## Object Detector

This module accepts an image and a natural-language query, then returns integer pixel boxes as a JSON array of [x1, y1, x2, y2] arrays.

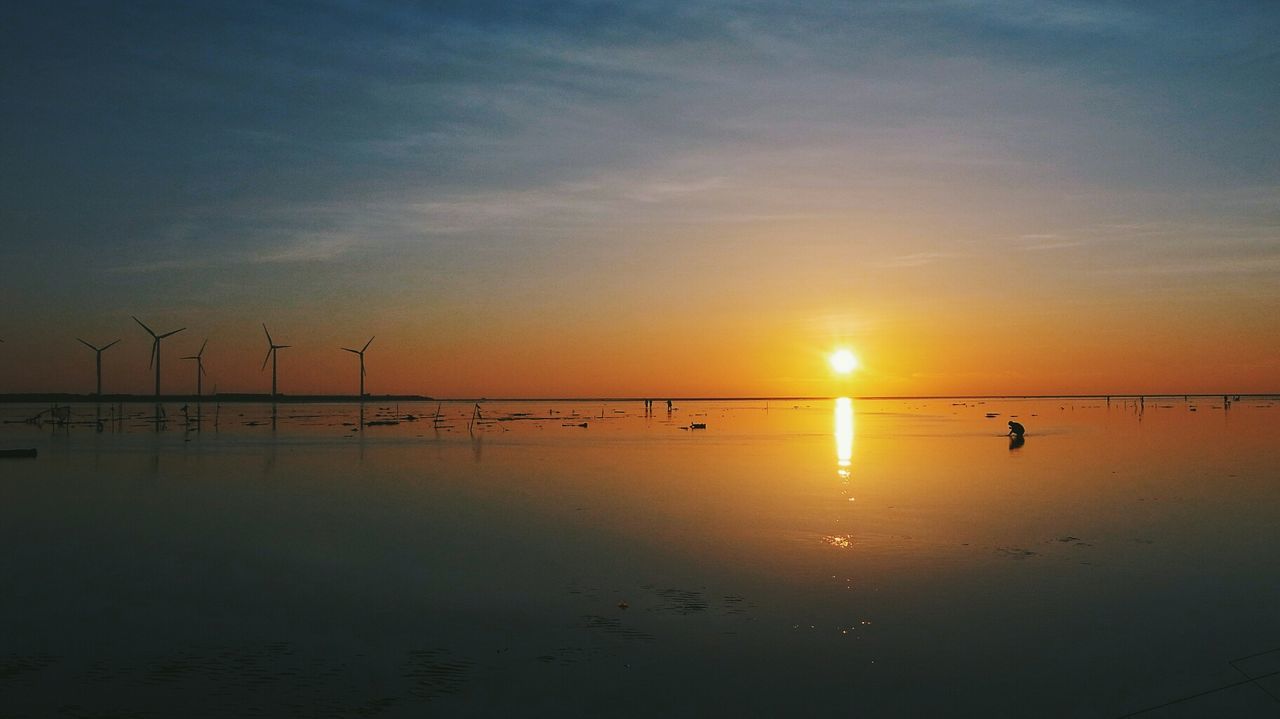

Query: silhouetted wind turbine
[[76, 338, 121, 396], [133, 316, 185, 397], [341, 336, 374, 397], [182, 339, 209, 398], [261, 324, 290, 397]]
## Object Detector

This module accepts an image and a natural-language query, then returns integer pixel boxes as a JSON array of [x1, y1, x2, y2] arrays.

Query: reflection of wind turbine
[[76, 338, 121, 396], [133, 316, 185, 397], [261, 324, 290, 397], [182, 339, 209, 398], [341, 336, 374, 397]]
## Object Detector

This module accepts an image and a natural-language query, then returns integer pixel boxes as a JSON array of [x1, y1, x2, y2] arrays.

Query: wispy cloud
[[874, 251, 958, 268], [106, 258, 217, 274], [1016, 234, 1086, 251], [245, 233, 362, 264], [1098, 254, 1280, 276]]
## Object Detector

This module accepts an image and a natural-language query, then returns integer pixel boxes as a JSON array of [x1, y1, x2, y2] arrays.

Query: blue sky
[[1, 1, 1277, 395]]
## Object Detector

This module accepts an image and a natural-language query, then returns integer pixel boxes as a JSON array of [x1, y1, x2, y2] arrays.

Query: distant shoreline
[[0, 392, 1274, 404], [0, 393, 433, 404]]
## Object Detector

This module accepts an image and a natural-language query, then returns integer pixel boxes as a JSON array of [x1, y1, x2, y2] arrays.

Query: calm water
[[2, 398, 1278, 717]]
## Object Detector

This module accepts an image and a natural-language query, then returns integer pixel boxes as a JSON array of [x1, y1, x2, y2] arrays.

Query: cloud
[[244, 233, 363, 264], [7, 0, 1280, 324], [1098, 254, 1280, 276], [106, 258, 217, 274], [874, 252, 958, 268], [1017, 235, 1086, 251]]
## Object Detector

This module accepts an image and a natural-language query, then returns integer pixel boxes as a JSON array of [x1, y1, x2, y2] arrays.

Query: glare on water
[[1, 396, 1278, 717]]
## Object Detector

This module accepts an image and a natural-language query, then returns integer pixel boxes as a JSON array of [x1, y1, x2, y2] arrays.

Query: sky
[[1, 0, 1278, 397]]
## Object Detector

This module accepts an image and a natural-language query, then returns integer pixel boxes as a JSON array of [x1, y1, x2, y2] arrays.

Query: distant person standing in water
[[666, 399, 673, 413], [1007, 420, 1025, 438]]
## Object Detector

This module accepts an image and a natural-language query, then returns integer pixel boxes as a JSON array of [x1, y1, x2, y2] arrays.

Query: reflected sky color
[[2, 398, 1279, 715]]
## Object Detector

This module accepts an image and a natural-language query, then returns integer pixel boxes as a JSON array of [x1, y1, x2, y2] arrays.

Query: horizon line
[[0, 392, 1274, 404]]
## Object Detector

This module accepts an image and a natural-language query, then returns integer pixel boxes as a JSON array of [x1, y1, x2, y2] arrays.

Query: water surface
[[2, 398, 1278, 717]]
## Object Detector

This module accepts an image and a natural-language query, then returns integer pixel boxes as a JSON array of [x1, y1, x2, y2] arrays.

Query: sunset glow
[[5, 4, 1280, 717], [0, 3, 1275, 399], [829, 350, 860, 375]]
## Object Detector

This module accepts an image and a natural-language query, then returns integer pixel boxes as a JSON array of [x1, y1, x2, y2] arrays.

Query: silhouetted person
[[1007, 420, 1025, 438], [666, 399, 673, 413]]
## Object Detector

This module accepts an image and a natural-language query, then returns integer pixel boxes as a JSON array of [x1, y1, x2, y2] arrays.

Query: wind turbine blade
[[150, 340, 158, 368], [104, 339, 121, 350], [159, 327, 185, 338], [363, 336, 375, 352], [77, 338, 96, 351], [198, 338, 208, 356], [181, 355, 197, 360], [132, 316, 157, 337], [262, 324, 273, 346], [261, 347, 273, 371], [200, 364, 207, 376], [341, 347, 358, 354], [277, 344, 291, 349]]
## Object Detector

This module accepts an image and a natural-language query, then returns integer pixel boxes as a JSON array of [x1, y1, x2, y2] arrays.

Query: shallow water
[[2, 398, 1279, 717]]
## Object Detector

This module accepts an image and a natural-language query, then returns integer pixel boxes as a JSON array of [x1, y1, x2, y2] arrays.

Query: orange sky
[[2, 3, 1277, 397]]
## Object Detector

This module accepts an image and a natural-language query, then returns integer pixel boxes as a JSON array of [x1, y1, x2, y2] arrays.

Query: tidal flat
[[2, 398, 1278, 717]]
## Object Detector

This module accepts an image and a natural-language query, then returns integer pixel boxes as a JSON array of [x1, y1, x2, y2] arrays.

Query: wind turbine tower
[[261, 324, 290, 397], [341, 337, 374, 397], [133, 316, 185, 397], [76, 338, 121, 396], [182, 339, 209, 398]]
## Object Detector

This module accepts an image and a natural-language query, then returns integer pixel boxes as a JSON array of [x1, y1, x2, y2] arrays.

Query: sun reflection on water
[[834, 397, 854, 481]]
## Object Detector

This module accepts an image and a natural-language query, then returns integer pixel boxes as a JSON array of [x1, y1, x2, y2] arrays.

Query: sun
[[829, 349, 860, 375]]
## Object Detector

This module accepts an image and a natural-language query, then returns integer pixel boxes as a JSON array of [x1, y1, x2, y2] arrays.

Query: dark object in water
[[366, 420, 400, 426], [1, 448, 38, 459], [690, 423, 707, 430], [1007, 421, 1025, 438]]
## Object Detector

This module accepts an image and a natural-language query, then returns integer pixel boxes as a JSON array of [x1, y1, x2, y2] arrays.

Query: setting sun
[[829, 349, 860, 375]]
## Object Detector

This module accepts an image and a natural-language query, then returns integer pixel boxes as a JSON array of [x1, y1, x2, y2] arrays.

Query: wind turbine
[[341, 336, 374, 397], [133, 316, 185, 397], [76, 338, 121, 396], [182, 339, 209, 398], [261, 324, 290, 397]]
